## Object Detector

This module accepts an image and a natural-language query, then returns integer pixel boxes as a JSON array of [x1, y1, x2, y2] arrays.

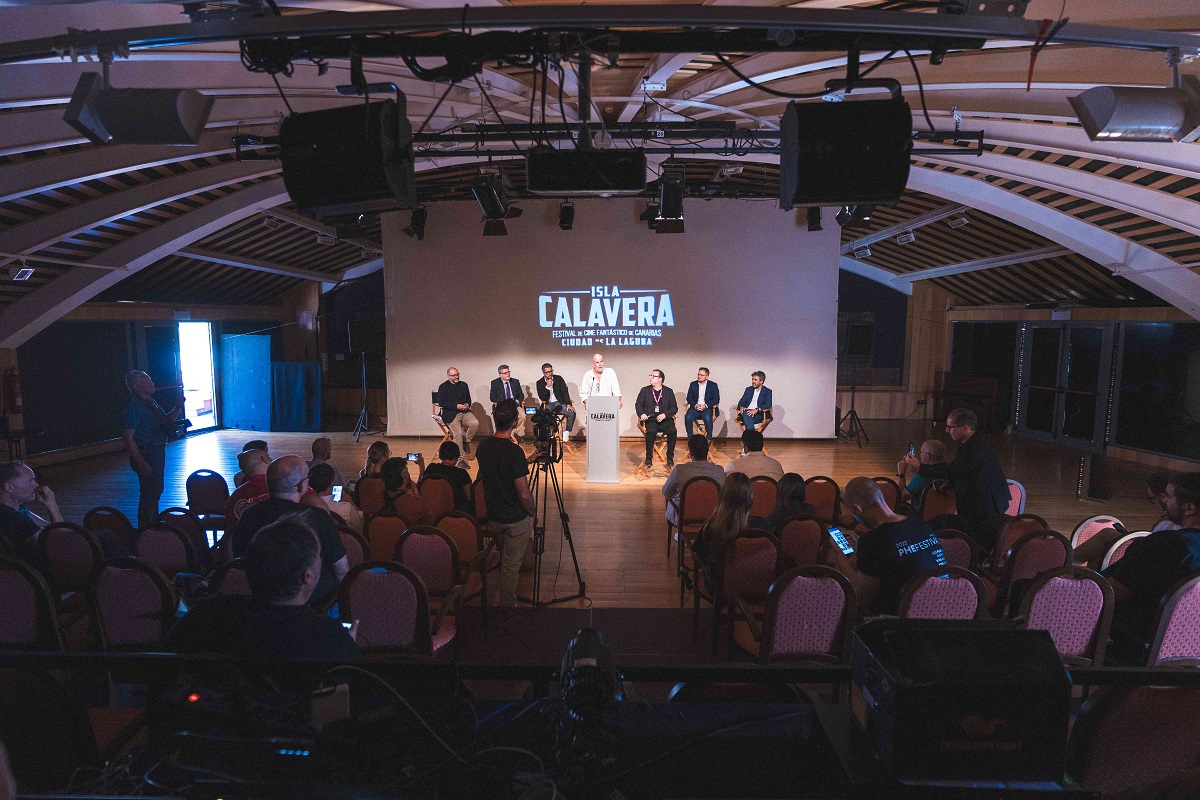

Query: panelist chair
[[431, 410, 454, 444], [687, 405, 719, 456], [637, 418, 671, 469]]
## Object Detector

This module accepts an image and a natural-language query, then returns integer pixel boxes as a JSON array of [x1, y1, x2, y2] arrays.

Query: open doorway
[[178, 321, 217, 432]]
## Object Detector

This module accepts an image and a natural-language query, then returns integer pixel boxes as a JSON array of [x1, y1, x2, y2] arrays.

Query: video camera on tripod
[[527, 407, 562, 463]]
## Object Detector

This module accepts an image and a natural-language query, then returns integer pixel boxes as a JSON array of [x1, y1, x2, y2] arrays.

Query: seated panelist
[[536, 362, 577, 441], [636, 369, 679, 468], [490, 364, 525, 441], [735, 370, 772, 432], [684, 367, 720, 441]]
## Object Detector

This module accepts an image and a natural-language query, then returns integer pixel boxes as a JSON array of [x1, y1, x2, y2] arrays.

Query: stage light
[[656, 170, 685, 234], [560, 627, 622, 725], [471, 173, 522, 237], [403, 207, 427, 240], [262, 216, 284, 231], [315, 234, 337, 246], [853, 246, 872, 259], [64, 72, 213, 146], [1069, 77, 1200, 142], [559, 201, 575, 231], [807, 207, 822, 232], [895, 230, 916, 245], [947, 213, 970, 229], [836, 204, 875, 228], [9, 259, 33, 281]]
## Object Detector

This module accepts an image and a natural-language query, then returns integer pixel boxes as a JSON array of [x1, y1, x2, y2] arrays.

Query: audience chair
[[1147, 571, 1200, 667], [0, 555, 65, 650], [354, 476, 387, 518], [730, 565, 856, 665], [803, 476, 847, 528], [1070, 514, 1124, 551], [338, 561, 455, 657], [37, 522, 103, 598], [1066, 684, 1200, 798], [364, 513, 412, 567], [775, 515, 826, 569], [158, 507, 212, 556], [82, 506, 135, 551], [131, 522, 199, 578], [416, 474, 456, 520], [337, 524, 371, 570], [208, 559, 251, 596], [1101, 530, 1150, 570], [471, 478, 488, 525], [185, 470, 229, 534], [667, 475, 720, 564], [89, 558, 177, 650], [694, 528, 783, 654], [935, 529, 981, 571], [898, 566, 988, 620], [436, 511, 497, 621], [395, 526, 470, 652], [987, 529, 1072, 617], [1017, 566, 1113, 667], [991, 513, 1050, 571], [636, 418, 670, 468], [919, 481, 958, 522], [1005, 479, 1027, 516], [749, 476, 778, 521], [872, 476, 904, 513]]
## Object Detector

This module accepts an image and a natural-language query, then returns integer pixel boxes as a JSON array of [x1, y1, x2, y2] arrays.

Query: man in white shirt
[[725, 430, 784, 481], [735, 371, 773, 432], [579, 353, 623, 409]]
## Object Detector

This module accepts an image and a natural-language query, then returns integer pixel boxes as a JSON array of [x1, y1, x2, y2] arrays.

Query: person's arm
[[711, 383, 720, 406], [612, 373, 623, 408], [636, 389, 649, 420], [513, 475, 535, 517], [460, 385, 472, 412], [580, 373, 591, 406], [122, 428, 153, 476], [414, 454, 426, 480], [664, 392, 679, 419], [32, 484, 63, 525], [558, 377, 573, 408], [332, 555, 349, 580]]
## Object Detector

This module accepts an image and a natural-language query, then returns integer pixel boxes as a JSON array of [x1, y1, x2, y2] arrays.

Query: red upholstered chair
[[935, 529, 981, 571], [337, 524, 371, 570], [872, 477, 903, 513], [731, 565, 856, 665], [672, 476, 722, 604], [338, 561, 455, 656], [37, 522, 102, 598], [0, 555, 65, 650], [1069, 514, 1123, 551], [1005, 479, 1027, 516], [208, 559, 251, 596], [991, 513, 1049, 571], [89, 558, 177, 649], [1148, 572, 1200, 667], [185, 470, 229, 534], [436, 511, 496, 619], [1017, 566, 1113, 667], [775, 515, 826, 569], [132, 522, 198, 578], [694, 528, 782, 653], [1067, 685, 1200, 798], [395, 528, 470, 647], [919, 481, 958, 521], [355, 476, 387, 518], [158, 507, 212, 556], [417, 475, 457, 521], [471, 478, 488, 524], [802, 476, 844, 527], [83, 506, 135, 551], [987, 529, 1072, 617], [1101, 531, 1150, 570], [365, 513, 412, 566], [749, 477, 778, 521], [898, 566, 988, 620]]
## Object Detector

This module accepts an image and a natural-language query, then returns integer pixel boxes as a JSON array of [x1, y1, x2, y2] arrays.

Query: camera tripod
[[839, 357, 870, 449], [519, 446, 586, 607]]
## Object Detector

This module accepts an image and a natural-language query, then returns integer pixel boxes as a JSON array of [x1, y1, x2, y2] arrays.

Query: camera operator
[[122, 370, 186, 528], [536, 363, 576, 441], [476, 400, 539, 607]]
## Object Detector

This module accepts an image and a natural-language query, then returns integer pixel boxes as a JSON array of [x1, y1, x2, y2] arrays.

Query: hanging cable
[[472, 73, 524, 151], [416, 82, 456, 137], [904, 50, 936, 131], [714, 52, 837, 99]]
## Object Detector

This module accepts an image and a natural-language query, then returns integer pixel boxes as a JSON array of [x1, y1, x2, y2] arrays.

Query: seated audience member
[[420, 441, 474, 514], [379, 457, 433, 525], [232, 455, 348, 606], [309, 463, 362, 533], [307, 437, 346, 490], [234, 439, 270, 487], [1102, 472, 1200, 661], [1074, 471, 1179, 570], [834, 477, 946, 617], [359, 440, 390, 480], [662, 435, 726, 529], [167, 516, 359, 660], [692, 472, 753, 567], [725, 430, 784, 481], [764, 473, 818, 531], [897, 439, 947, 512], [225, 448, 270, 528], [0, 460, 63, 558]]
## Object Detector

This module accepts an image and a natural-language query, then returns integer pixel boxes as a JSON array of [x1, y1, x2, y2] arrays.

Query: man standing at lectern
[[579, 353, 623, 410], [637, 369, 679, 468]]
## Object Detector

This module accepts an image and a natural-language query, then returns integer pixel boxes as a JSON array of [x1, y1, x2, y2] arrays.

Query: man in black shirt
[[231, 455, 347, 606], [837, 476, 946, 616], [421, 441, 474, 515], [636, 368, 679, 468], [435, 366, 479, 456], [0, 461, 62, 559], [167, 516, 359, 660], [476, 400, 536, 606]]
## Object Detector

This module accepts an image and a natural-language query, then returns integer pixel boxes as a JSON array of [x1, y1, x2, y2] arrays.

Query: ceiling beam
[[838, 256, 911, 295], [177, 246, 340, 283], [840, 203, 969, 255], [890, 245, 1073, 284], [617, 53, 701, 123]]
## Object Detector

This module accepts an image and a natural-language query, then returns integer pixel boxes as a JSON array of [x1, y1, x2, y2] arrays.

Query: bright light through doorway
[[178, 322, 216, 432]]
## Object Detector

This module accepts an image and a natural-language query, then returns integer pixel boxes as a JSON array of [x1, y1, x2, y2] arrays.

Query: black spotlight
[[656, 170, 686, 234], [560, 628, 622, 725], [470, 173, 522, 236], [835, 204, 875, 228], [639, 203, 660, 231], [559, 201, 575, 231], [807, 207, 823, 232], [403, 207, 427, 240]]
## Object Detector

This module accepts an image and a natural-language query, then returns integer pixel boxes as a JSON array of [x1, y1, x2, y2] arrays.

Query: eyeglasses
[[945, 423, 963, 430]]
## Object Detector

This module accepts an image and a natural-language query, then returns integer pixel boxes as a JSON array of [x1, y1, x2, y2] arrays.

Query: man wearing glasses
[[489, 364, 526, 441], [903, 407, 1009, 549], [636, 369, 679, 468], [536, 363, 576, 441], [435, 367, 479, 455]]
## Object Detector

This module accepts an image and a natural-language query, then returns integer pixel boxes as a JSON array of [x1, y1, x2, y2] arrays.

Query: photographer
[[122, 370, 185, 528], [477, 400, 538, 607]]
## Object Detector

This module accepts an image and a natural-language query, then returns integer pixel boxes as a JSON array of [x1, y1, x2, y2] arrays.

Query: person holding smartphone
[[897, 439, 947, 513]]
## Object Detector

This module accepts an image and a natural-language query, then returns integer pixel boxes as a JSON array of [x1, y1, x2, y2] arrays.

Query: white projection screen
[[383, 197, 839, 439]]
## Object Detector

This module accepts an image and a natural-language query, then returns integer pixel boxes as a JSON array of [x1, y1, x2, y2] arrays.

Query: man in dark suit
[[435, 366, 478, 455], [735, 370, 773, 432], [684, 367, 720, 441], [636, 368, 679, 468], [907, 407, 1009, 548], [489, 365, 525, 440], [536, 362, 576, 441]]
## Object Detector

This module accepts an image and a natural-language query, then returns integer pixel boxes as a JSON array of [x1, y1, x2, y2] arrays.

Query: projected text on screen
[[538, 285, 675, 347]]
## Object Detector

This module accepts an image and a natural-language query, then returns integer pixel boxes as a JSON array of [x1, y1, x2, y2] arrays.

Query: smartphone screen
[[525, 407, 537, 416], [908, 442, 915, 456], [828, 527, 855, 556], [341, 622, 352, 630], [331, 485, 342, 502], [407, 453, 419, 462]]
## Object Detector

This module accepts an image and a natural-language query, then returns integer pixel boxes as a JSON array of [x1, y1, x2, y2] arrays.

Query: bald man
[[230, 455, 348, 606], [122, 369, 185, 528]]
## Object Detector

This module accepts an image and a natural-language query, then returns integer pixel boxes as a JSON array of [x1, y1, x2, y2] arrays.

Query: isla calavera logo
[[539, 285, 674, 348]]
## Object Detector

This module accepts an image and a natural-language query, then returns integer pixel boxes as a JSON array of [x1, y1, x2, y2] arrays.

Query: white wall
[[382, 197, 840, 438]]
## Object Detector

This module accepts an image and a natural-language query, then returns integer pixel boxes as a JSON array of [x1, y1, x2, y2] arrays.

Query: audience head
[[774, 473, 809, 517], [705, 473, 754, 552], [946, 408, 978, 442], [493, 399, 520, 433], [741, 429, 765, 453], [266, 455, 309, 498], [244, 516, 321, 605], [243, 439, 270, 455], [1164, 472, 1200, 525], [919, 439, 946, 465], [308, 463, 336, 495], [1147, 470, 1171, 500], [381, 457, 414, 492], [438, 441, 461, 462], [238, 448, 270, 477], [0, 461, 35, 505], [365, 441, 390, 470], [686, 434, 710, 462], [311, 437, 332, 461], [842, 476, 888, 518]]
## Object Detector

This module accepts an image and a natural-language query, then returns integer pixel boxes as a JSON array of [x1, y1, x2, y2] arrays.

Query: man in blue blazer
[[684, 367, 720, 441], [489, 364, 525, 439], [735, 370, 772, 432]]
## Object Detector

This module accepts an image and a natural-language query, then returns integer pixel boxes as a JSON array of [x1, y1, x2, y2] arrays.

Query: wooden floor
[[37, 422, 1162, 608]]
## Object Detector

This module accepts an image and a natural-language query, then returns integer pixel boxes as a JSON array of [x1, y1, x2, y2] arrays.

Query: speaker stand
[[351, 351, 379, 443], [839, 359, 870, 449]]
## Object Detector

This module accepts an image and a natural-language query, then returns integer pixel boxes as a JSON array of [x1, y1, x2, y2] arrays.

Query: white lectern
[[585, 395, 621, 484]]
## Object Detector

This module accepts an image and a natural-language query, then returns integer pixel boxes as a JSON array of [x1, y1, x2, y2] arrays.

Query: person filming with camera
[[122, 370, 187, 528]]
